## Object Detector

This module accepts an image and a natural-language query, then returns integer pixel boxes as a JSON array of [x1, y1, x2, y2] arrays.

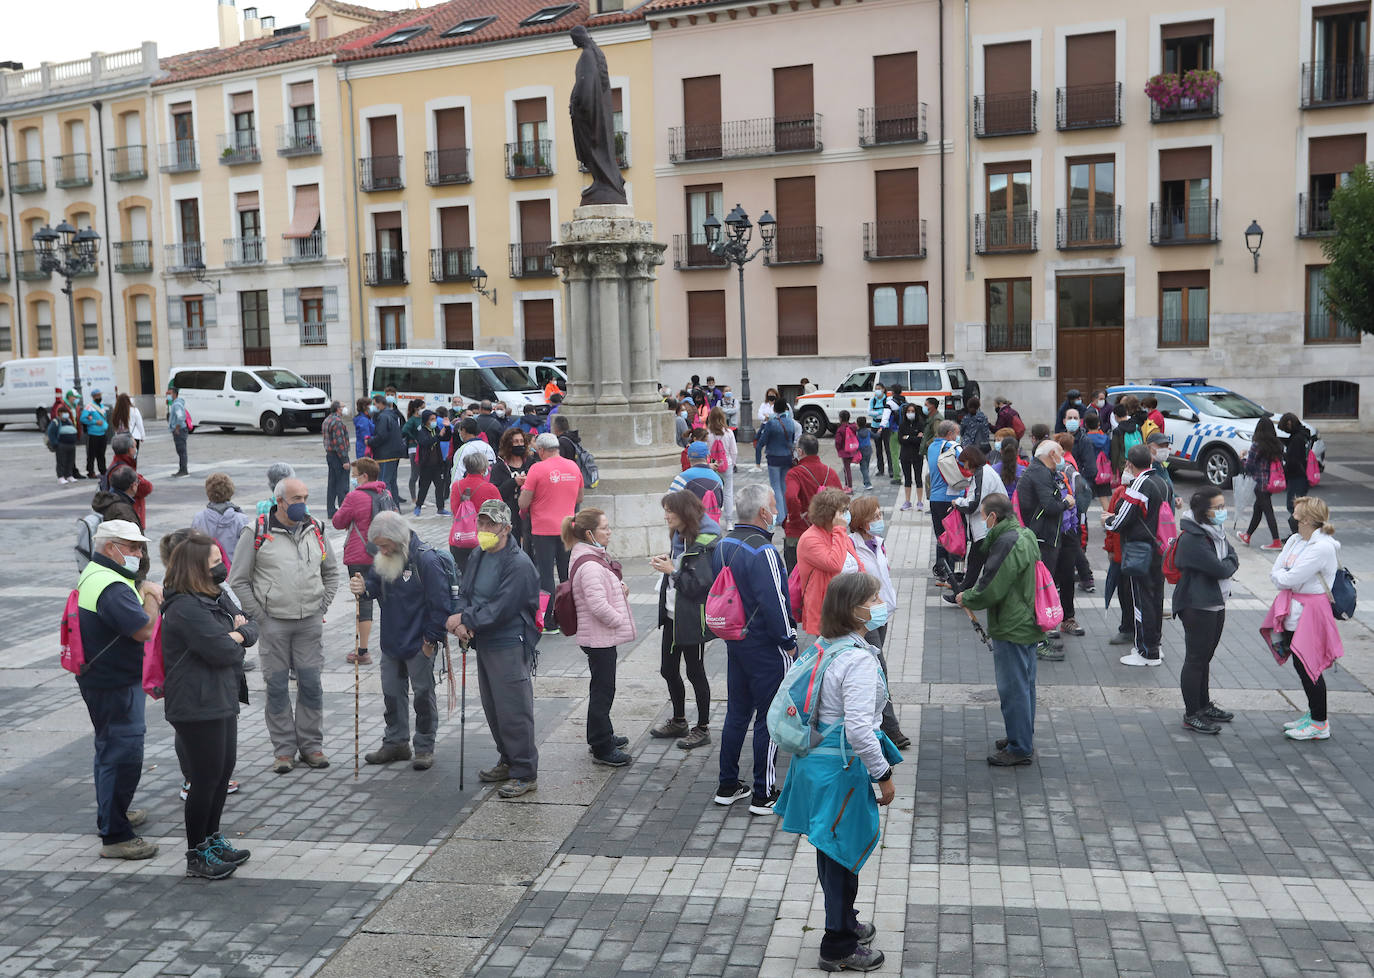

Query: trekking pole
[[353, 596, 361, 781], [458, 639, 469, 791], [962, 605, 992, 649]]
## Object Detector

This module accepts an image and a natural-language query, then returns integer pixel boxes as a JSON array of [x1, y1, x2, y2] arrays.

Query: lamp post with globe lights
[[33, 220, 101, 398], [704, 203, 776, 444]]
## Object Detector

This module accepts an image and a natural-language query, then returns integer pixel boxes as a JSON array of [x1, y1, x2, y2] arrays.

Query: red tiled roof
[[334, 0, 644, 64], [317, 0, 394, 20]]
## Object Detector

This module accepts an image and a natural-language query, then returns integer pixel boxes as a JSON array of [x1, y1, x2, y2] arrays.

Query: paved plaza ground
[[1, 418, 1372, 977]]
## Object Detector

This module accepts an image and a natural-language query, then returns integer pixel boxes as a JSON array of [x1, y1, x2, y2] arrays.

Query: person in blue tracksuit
[[710, 483, 796, 815], [755, 402, 797, 527]]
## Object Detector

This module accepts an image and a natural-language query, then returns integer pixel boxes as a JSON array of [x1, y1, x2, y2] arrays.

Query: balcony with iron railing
[[506, 140, 553, 179], [668, 114, 823, 162], [364, 251, 407, 285], [224, 236, 266, 266], [687, 335, 727, 359], [1150, 87, 1221, 122], [16, 250, 50, 280], [672, 235, 728, 270], [54, 153, 92, 188], [277, 120, 321, 156], [8, 160, 45, 193], [1301, 60, 1374, 108], [859, 103, 928, 146], [1149, 199, 1220, 244], [284, 229, 326, 264], [218, 131, 260, 165], [863, 220, 927, 260], [426, 148, 473, 185], [1056, 206, 1123, 249], [1298, 192, 1335, 238], [158, 139, 198, 173], [0, 251, 9, 282], [166, 241, 205, 272], [1056, 83, 1122, 130], [974, 210, 1039, 254], [765, 226, 823, 265], [509, 241, 556, 278], [987, 320, 1032, 352], [973, 92, 1038, 137], [112, 240, 152, 273], [107, 145, 146, 180], [359, 156, 404, 191], [578, 132, 630, 171], [430, 246, 476, 282]]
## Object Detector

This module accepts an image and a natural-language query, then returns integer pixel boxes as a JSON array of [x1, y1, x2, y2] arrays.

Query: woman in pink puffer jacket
[[564, 509, 637, 768]]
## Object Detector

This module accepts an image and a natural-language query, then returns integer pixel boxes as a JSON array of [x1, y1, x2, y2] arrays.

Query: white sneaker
[[1283, 711, 1312, 730], [58, 477, 69, 484], [1120, 651, 1163, 667], [1284, 719, 1330, 741]]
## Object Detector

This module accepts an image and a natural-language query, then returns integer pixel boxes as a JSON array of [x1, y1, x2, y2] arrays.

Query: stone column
[[626, 244, 662, 409], [560, 249, 595, 410], [590, 245, 629, 408]]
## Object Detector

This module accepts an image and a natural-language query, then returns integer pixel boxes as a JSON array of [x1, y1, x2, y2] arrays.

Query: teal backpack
[[767, 637, 852, 757]]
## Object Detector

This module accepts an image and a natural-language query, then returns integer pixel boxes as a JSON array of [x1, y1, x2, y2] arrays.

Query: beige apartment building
[[0, 45, 163, 408], [949, 0, 1368, 428]]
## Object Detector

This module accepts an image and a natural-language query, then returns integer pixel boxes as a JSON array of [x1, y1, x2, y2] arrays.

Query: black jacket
[[1109, 418, 1141, 474], [1104, 468, 1168, 544], [1071, 429, 1098, 484], [452, 538, 541, 648], [1283, 429, 1310, 482], [558, 429, 583, 462], [1171, 515, 1239, 615], [1016, 460, 1067, 546], [896, 414, 924, 458], [960, 411, 993, 453], [475, 411, 507, 446], [367, 408, 405, 460], [415, 425, 445, 468], [657, 525, 722, 645], [159, 589, 257, 724]]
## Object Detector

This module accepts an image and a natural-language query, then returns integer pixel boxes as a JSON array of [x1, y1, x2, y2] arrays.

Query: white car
[[1107, 379, 1325, 487], [167, 365, 331, 435], [518, 359, 567, 393], [793, 361, 979, 436]]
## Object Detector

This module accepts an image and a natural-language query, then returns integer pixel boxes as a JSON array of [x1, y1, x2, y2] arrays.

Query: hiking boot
[[365, 743, 413, 765], [1109, 631, 1134, 646], [1203, 703, 1234, 723], [1061, 619, 1085, 637], [676, 726, 711, 750], [591, 749, 631, 768], [171, 469, 190, 478], [942, 592, 959, 605], [298, 750, 330, 769], [1283, 711, 1312, 730], [1183, 714, 1222, 735], [714, 781, 751, 806], [650, 718, 690, 739], [101, 836, 158, 860], [586, 736, 631, 755], [819, 944, 885, 972], [207, 833, 251, 866], [1119, 651, 1162, 667], [479, 762, 510, 783], [498, 779, 537, 798], [186, 840, 236, 879], [1035, 641, 1065, 662], [272, 755, 295, 774], [995, 738, 1009, 751], [1285, 718, 1331, 741], [987, 749, 1033, 767], [749, 790, 780, 816], [126, 809, 147, 828], [1045, 629, 1061, 641], [855, 923, 877, 946], [412, 753, 434, 771]]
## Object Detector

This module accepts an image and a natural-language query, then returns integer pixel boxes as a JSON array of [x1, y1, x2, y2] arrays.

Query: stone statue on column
[[568, 25, 627, 206]]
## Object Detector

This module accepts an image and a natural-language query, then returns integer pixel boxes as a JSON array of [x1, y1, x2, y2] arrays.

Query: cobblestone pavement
[[2, 423, 1373, 977]]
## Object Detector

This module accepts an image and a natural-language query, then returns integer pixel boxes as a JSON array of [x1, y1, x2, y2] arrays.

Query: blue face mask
[[1055, 460, 1069, 472], [870, 519, 886, 537], [286, 501, 309, 523], [1212, 508, 1228, 526], [838, 510, 851, 527], [349, 476, 359, 490], [865, 603, 889, 632], [1065, 419, 1080, 432]]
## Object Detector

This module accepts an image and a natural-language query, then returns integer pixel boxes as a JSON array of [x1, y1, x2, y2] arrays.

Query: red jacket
[[783, 456, 842, 539], [795, 524, 859, 636], [331, 480, 393, 565], [450, 473, 502, 518]]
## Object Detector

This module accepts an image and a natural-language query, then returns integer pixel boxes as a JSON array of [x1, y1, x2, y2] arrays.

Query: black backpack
[[348, 487, 399, 553]]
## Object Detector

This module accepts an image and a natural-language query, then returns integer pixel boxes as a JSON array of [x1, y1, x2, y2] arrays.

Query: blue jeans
[[767, 460, 790, 525], [379, 458, 402, 504], [719, 643, 791, 798], [326, 453, 349, 516], [991, 640, 1036, 757], [817, 848, 861, 960], [79, 683, 147, 844]]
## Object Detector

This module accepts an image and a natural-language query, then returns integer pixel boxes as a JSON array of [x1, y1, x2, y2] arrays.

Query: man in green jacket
[[958, 492, 1043, 767]]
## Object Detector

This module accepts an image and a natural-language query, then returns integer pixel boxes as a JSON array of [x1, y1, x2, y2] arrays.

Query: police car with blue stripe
[[1107, 379, 1325, 488]]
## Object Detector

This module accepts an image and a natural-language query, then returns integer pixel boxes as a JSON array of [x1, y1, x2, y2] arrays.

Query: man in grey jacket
[[228, 477, 340, 773]]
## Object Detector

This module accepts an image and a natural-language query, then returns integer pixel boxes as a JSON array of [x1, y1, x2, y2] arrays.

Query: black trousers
[[930, 501, 954, 574], [532, 535, 569, 627], [1246, 490, 1280, 540], [899, 451, 920, 488], [1129, 556, 1165, 655], [170, 716, 237, 848], [55, 443, 77, 479], [449, 546, 473, 585], [325, 454, 349, 517], [85, 432, 107, 475], [1286, 479, 1310, 535], [660, 629, 710, 727], [414, 463, 446, 512], [1117, 564, 1135, 636], [817, 849, 862, 961], [874, 429, 891, 474], [1290, 632, 1328, 722], [1179, 608, 1226, 716], [581, 646, 619, 756], [1038, 538, 1076, 622], [346, 562, 374, 622]]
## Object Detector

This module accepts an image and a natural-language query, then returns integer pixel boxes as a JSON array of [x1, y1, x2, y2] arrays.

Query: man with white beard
[[348, 511, 453, 771]]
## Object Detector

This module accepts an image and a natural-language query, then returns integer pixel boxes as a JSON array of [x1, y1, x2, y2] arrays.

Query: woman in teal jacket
[[775, 572, 901, 973]]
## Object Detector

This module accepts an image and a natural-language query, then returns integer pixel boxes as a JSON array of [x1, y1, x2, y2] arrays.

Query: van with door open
[[0, 355, 117, 429], [166, 365, 330, 435], [370, 349, 548, 415]]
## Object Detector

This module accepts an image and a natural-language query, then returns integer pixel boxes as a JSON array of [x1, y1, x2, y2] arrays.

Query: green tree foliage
[[1321, 164, 1374, 337]]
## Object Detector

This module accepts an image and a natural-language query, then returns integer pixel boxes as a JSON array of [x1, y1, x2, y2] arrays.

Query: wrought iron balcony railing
[[1149, 199, 1220, 245], [430, 246, 476, 282], [224, 236, 266, 266], [859, 103, 928, 146], [974, 211, 1039, 253], [277, 120, 321, 156], [159, 139, 198, 173], [668, 114, 823, 162], [506, 140, 553, 179], [112, 240, 152, 273], [672, 235, 728, 270], [973, 92, 1037, 137], [1056, 83, 1122, 130], [107, 144, 146, 180], [1056, 206, 1123, 249], [863, 220, 927, 260], [364, 250, 407, 285], [54, 152, 92, 187], [426, 148, 473, 185], [509, 241, 556, 278], [359, 155, 404, 191]]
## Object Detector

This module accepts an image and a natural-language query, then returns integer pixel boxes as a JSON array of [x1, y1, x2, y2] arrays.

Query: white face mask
[[121, 553, 141, 572], [1153, 448, 1170, 462]]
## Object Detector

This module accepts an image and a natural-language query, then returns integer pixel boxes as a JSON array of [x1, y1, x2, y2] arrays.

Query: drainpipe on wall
[[343, 67, 368, 400], [938, 0, 947, 356], [964, 0, 972, 282], [1, 118, 25, 357], [93, 100, 121, 363]]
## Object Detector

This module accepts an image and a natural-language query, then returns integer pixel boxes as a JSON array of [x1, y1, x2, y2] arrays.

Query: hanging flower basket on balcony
[[1145, 69, 1221, 109]]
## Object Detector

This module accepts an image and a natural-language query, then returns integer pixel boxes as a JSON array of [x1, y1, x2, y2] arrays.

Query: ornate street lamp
[[704, 203, 777, 443], [469, 265, 497, 305], [1244, 219, 1264, 273], [33, 221, 100, 398]]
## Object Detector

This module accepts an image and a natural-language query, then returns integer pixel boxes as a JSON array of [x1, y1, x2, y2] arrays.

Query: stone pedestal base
[[570, 407, 679, 556]]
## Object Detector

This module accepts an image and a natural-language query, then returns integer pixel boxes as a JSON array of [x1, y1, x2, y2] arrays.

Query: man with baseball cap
[[1146, 431, 1182, 510], [447, 499, 542, 798], [75, 519, 164, 860], [670, 440, 725, 521]]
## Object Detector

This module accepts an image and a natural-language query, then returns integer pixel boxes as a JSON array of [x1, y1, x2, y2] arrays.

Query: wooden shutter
[[773, 64, 814, 119], [1160, 270, 1210, 289], [1066, 32, 1114, 88], [682, 75, 721, 130], [776, 286, 818, 356], [687, 290, 726, 357], [435, 107, 466, 151], [282, 287, 300, 323], [1159, 146, 1211, 181], [373, 211, 402, 231], [611, 88, 623, 114], [875, 168, 919, 222], [522, 299, 555, 359], [1310, 134, 1367, 174], [984, 40, 1032, 95], [1161, 18, 1213, 40], [231, 92, 253, 113], [444, 303, 474, 349], [235, 191, 259, 212], [874, 52, 918, 106], [289, 81, 314, 108], [515, 98, 546, 126], [439, 206, 469, 250], [519, 198, 551, 244], [774, 176, 816, 227], [368, 115, 398, 156]]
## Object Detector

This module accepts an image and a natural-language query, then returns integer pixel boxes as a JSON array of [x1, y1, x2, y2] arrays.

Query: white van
[[0, 356, 117, 429], [370, 349, 547, 414], [166, 365, 330, 436], [518, 359, 568, 393]]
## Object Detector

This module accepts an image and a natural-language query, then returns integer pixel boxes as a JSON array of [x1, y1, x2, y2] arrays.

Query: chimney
[[217, 0, 241, 48], [261, 15, 276, 32], [243, 6, 262, 40]]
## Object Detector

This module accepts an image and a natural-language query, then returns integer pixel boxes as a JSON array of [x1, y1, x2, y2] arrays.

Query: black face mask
[[512, 445, 527, 457], [210, 564, 228, 585]]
